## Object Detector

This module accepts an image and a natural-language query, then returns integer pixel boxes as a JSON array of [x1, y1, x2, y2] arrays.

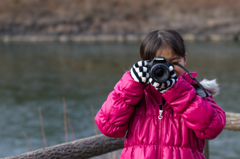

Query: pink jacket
[[95, 71, 226, 159]]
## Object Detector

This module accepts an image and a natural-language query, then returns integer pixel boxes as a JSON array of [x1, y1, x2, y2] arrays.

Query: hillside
[[0, 0, 240, 40]]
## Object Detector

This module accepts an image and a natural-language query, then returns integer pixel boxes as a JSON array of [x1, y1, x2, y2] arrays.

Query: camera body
[[148, 57, 171, 83]]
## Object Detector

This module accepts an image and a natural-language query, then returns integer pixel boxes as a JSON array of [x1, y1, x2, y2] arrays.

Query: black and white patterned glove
[[149, 65, 178, 93], [130, 60, 150, 84]]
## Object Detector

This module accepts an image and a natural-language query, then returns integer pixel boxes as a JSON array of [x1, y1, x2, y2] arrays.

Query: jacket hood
[[182, 72, 220, 97], [200, 79, 220, 96]]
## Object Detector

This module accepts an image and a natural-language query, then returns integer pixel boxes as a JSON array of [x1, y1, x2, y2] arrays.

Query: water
[[0, 41, 240, 158]]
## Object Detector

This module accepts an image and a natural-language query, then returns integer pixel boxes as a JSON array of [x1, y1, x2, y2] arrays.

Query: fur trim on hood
[[200, 79, 220, 96]]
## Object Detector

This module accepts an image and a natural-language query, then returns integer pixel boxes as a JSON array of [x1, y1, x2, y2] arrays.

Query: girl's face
[[156, 48, 187, 77]]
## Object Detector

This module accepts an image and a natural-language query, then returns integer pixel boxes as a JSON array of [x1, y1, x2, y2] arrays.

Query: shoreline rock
[[1, 0, 240, 42], [1, 34, 239, 43]]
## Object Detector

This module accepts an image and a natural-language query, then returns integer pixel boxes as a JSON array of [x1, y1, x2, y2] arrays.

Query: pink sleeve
[[162, 77, 226, 140], [95, 71, 144, 138]]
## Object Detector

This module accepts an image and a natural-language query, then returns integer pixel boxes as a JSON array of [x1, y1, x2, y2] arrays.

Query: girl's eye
[[172, 60, 180, 63]]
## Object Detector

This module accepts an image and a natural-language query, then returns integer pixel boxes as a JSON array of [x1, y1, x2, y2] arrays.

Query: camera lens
[[151, 64, 170, 83], [154, 68, 165, 77]]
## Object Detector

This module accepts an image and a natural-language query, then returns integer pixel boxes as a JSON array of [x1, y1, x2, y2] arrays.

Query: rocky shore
[[0, 0, 240, 42], [1, 33, 240, 42]]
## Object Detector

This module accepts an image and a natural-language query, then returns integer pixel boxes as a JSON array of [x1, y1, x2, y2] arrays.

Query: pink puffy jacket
[[95, 71, 226, 159]]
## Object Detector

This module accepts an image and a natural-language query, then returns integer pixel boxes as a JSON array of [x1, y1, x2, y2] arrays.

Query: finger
[[169, 66, 176, 77], [160, 88, 168, 94], [133, 61, 141, 68], [140, 60, 151, 67], [160, 82, 166, 89], [171, 79, 176, 87], [143, 60, 151, 66], [169, 65, 174, 71], [141, 77, 148, 83], [159, 83, 170, 93], [135, 66, 149, 73], [173, 75, 178, 81], [167, 78, 177, 88], [142, 72, 150, 78], [149, 78, 160, 87], [138, 72, 149, 78], [166, 80, 171, 87], [146, 77, 151, 84], [171, 72, 177, 78], [130, 67, 140, 82], [134, 61, 146, 67]]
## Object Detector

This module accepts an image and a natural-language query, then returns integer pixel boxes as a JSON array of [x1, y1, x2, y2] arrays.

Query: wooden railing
[[5, 112, 240, 159]]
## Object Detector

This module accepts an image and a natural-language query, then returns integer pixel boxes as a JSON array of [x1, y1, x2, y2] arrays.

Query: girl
[[95, 29, 226, 159]]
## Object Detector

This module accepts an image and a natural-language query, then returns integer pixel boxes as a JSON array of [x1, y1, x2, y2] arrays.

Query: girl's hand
[[130, 60, 150, 84], [149, 64, 178, 93]]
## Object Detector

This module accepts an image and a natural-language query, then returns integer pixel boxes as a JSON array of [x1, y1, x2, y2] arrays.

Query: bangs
[[140, 29, 186, 61]]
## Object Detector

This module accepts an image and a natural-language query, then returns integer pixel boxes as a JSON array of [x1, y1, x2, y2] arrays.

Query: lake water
[[0, 41, 240, 158]]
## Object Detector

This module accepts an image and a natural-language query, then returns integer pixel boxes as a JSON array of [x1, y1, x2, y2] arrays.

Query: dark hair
[[140, 29, 186, 60]]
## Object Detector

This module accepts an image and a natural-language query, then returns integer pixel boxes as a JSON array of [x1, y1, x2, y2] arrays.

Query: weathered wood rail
[[5, 112, 240, 159]]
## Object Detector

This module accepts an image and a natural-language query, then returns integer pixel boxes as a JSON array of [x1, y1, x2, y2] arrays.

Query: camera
[[148, 57, 171, 83]]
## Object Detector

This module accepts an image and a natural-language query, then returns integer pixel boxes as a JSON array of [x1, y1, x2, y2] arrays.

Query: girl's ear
[[184, 53, 187, 66]]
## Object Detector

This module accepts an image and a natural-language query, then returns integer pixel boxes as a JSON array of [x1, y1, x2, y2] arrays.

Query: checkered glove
[[130, 60, 150, 84], [149, 65, 178, 93]]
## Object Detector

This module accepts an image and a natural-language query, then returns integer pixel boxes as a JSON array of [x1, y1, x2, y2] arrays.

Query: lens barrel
[[150, 64, 170, 83]]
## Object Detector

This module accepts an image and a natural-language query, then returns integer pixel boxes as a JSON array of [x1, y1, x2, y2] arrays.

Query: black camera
[[148, 57, 171, 83]]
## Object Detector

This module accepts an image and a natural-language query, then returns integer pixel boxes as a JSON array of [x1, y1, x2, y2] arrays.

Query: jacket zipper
[[158, 104, 163, 159], [158, 104, 163, 120]]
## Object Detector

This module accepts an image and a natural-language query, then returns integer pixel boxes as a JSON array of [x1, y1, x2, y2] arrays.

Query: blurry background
[[0, 0, 240, 159], [0, 0, 240, 38]]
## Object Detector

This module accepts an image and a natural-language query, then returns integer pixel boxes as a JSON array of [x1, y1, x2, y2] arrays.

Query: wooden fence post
[[4, 112, 240, 159], [203, 140, 209, 159], [5, 134, 124, 159]]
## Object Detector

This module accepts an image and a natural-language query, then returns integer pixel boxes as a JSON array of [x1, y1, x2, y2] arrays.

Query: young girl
[[95, 29, 226, 159]]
